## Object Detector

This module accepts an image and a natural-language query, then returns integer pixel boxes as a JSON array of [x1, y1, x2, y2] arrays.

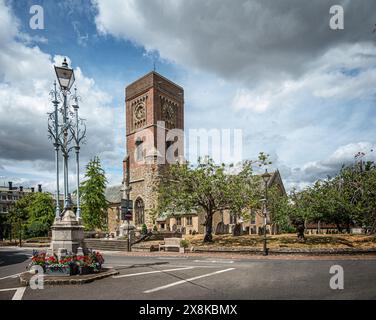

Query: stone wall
[[107, 205, 120, 237]]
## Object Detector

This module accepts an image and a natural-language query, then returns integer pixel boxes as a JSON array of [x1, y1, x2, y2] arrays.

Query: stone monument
[[49, 207, 85, 255]]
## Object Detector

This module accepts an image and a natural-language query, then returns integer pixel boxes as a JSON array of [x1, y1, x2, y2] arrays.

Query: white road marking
[[103, 264, 131, 268], [193, 260, 234, 264], [0, 273, 22, 281], [113, 266, 195, 279], [0, 287, 27, 300], [0, 287, 20, 292], [144, 268, 235, 293], [12, 287, 26, 300], [156, 257, 188, 260]]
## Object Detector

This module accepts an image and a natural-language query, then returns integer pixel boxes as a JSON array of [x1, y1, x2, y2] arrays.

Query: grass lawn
[[183, 234, 376, 249]]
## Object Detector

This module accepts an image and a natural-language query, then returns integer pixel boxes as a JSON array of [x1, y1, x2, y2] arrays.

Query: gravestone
[[215, 222, 227, 235], [232, 223, 242, 236]]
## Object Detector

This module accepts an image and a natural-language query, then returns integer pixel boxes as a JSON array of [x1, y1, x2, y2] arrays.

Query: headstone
[[215, 222, 226, 235], [232, 223, 242, 236]]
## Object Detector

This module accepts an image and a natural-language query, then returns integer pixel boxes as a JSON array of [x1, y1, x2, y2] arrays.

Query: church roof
[[105, 184, 122, 204]]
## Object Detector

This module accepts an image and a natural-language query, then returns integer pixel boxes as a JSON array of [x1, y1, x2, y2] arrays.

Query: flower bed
[[27, 250, 105, 276]]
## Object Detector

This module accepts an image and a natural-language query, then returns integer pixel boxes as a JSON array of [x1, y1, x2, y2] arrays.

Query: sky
[[0, 0, 375, 193]]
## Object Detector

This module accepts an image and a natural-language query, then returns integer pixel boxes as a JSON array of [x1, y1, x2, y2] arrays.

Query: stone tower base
[[49, 209, 85, 255]]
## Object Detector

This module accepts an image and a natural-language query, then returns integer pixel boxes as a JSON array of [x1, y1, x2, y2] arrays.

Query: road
[[1, 247, 376, 300]]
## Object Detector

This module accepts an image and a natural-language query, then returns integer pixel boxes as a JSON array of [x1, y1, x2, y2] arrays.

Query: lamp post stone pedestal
[[49, 210, 85, 255]]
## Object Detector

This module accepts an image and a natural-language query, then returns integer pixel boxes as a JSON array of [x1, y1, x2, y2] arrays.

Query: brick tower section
[[124, 71, 184, 229]]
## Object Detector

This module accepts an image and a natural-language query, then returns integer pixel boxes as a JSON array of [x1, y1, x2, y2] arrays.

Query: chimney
[[31, 187, 35, 193], [8, 181, 12, 191], [19, 186, 23, 192], [38, 184, 42, 192]]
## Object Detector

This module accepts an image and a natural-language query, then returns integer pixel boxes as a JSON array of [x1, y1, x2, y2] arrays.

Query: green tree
[[6, 193, 55, 241], [285, 155, 376, 236], [6, 194, 32, 245], [158, 155, 267, 242], [267, 185, 291, 233], [80, 156, 108, 231], [25, 193, 55, 238]]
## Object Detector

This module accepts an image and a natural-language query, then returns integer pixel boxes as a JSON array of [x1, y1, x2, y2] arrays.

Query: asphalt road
[[1, 247, 376, 300]]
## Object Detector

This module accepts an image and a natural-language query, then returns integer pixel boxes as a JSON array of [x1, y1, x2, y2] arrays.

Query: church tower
[[124, 71, 184, 229]]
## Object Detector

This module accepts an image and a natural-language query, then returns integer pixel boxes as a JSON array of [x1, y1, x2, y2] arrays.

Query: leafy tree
[[25, 193, 54, 237], [267, 185, 291, 233], [5, 193, 55, 241], [6, 194, 32, 245], [286, 154, 376, 236], [287, 188, 317, 241], [80, 156, 108, 231], [158, 155, 268, 242]]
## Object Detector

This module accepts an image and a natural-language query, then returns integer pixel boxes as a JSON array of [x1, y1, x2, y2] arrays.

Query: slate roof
[[105, 184, 123, 204]]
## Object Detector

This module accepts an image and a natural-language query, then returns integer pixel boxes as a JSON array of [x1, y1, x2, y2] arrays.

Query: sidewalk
[[4, 244, 376, 260]]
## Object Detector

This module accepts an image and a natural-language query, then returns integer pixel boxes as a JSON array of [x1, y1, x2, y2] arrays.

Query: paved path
[[1, 247, 376, 300]]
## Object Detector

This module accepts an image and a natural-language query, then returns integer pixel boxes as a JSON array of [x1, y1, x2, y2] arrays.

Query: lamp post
[[54, 58, 75, 211], [50, 81, 61, 219], [261, 169, 271, 256], [70, 87, 86, 220], [121, 155, 132, 250], [48, 58, 86, 219]]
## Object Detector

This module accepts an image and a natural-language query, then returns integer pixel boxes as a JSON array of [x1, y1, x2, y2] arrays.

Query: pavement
[[1, 246, 376, 300]]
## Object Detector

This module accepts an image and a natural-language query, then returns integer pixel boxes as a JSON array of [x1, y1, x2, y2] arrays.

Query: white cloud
[[281, 142, 376, 191], [0, 0, 123, 189], [93, 0, 376, 84]]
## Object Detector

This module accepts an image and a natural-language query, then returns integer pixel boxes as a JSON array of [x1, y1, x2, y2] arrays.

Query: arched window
[[135, 197, 145, 225]]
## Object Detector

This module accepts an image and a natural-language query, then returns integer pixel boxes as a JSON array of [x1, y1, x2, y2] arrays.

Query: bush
[[25, 221, 50, 238], [24, 237, 50, 243], [141, 224, 148, 235], [180, 239, 190, 248]]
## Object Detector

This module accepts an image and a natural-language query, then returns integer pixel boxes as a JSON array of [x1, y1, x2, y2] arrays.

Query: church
[[106, 71, 286, 237]]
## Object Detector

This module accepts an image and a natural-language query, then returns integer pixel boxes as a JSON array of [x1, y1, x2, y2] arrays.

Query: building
[[105, 184, 122, 237], [107, 71, 287, 237], [305, 222, 365, 235], [0, 181, 43, 240], [123, 71, 184, 230]]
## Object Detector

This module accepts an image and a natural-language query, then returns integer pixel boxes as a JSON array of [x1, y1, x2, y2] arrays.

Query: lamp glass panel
[[262, 174, 270, 183], [55, 66, 75, 90]]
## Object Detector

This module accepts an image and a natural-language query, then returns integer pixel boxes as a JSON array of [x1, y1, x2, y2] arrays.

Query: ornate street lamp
[[48, 58, 86, 218], [261, 169, 271, 256], [54, 58, 75, 91], [70, 88, 86, 220], [49, 81, 61, 219], [56, 58, 75, 211]]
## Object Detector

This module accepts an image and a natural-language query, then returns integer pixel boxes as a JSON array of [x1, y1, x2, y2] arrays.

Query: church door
[[135, 197, 145, 225]]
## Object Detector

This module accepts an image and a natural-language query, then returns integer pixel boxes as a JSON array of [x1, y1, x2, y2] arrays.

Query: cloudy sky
[[0, 0, 375, 192]]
